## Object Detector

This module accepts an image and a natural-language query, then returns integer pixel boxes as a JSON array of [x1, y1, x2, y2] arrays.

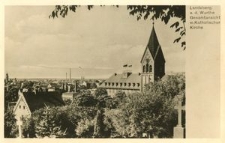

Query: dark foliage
[[50, 5, 185, 49]]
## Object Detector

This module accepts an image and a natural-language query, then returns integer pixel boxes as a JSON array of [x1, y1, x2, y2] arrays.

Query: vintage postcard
[[1, 1, 224, 143]]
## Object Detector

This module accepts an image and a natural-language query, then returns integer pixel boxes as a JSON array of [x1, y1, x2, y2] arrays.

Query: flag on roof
[[123, 64, 128, 67]]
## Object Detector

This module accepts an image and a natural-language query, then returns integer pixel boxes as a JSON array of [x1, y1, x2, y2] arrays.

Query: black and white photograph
[[2, 3, 221, 140], [4, 5, 186, 138]]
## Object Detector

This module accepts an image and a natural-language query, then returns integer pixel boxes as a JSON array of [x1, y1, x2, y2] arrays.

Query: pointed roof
[[15, 91, 65, 113], [14, 91, 32, 115], [148, 25, 160, 58], [141, 25, 165, 62], [25, 92, 65, 112]]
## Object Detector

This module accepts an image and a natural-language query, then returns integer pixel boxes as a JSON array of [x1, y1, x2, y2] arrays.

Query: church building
[[99, 25, 165, 97]]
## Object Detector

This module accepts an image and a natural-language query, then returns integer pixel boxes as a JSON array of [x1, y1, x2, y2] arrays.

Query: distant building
[[90, 88, 97, 95], [4, 73, 9, 91], [61, 80, 78, 102], [81, 81, 87, 87], [14, 91, 65, 122], [99, 72, 142, 97], [5, 73, 9, 84], [100, 25, 165, 97], [62, 92, 79, 102], [47, 83, 59, 92]]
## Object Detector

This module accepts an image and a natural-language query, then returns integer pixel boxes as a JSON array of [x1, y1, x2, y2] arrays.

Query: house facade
[[14, 90, 65, 123], [13, 91, 31, 121]]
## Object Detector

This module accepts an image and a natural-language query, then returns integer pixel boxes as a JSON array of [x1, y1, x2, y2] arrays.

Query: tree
[[103, 74, 185, 138], [5, 86, 19, 111], [95, 88, 107, 98], [104, 92, 177, 138], [4, 109, 18, 138], [22, 116, 36, 138], [75, 94, 97, 107], [75, 118, 94, 138], [93, 109, 104, 138], [127, 5, 186, 49], [49, 5, 185, 49], [34, 107, 68, 138]]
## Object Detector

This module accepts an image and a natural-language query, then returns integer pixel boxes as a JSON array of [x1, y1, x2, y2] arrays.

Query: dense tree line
[[14, 73, 185, 138], [4, 109, 18, 138]]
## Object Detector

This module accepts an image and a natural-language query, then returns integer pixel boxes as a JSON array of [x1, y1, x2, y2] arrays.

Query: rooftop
[[22, 91, 65, 112]]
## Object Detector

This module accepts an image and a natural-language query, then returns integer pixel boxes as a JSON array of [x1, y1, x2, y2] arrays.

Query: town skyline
[[5, 6, 185, 79]]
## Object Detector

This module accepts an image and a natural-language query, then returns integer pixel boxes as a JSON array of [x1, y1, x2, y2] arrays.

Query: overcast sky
[[5, 6, 185, 79]]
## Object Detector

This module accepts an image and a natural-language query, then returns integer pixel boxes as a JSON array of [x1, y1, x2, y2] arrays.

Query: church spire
[[147, 23, 160, 58], [140, 22, 165, 63]]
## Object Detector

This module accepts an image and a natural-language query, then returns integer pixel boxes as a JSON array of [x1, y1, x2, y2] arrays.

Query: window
[[19, 105, 21, 109], [120, 83, 122, 87], [146, 63, 149, 72], [133, 83, 136, 87], [124, 83, 127, 86], [149, 65, 152, 72], [143, 65, 146, 73], [23, 106, 25, 109], [128, 83, 131, 87]]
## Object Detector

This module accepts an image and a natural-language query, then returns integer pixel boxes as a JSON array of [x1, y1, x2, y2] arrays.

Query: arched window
[[149, 65, 152, 72], [143, 65, 146, 73], [146, 63, 149, 72]]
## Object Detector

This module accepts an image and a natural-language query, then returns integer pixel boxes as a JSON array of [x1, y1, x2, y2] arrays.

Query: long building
[[99, 25, 165, 97]]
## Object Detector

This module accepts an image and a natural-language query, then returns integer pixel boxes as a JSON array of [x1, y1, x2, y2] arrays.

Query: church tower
[[141, 24, 165, 91]]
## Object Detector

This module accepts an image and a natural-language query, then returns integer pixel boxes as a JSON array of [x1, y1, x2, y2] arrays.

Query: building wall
[[141, 48, 155, 91], [14, 98, 30, 121], [107, 88, 140, 97], [62, 92, 74, 101]]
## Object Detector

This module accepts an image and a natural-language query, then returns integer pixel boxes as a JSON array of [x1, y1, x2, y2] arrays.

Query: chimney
[[5, 73, 9, 83], [70, 68, 71, 83], [122, 64, 132, 79], [74, 80, 77, 92], [123, 64, 132, 74]]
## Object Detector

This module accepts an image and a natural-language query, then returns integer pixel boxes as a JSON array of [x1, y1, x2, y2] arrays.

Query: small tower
[[122, 64, 132, 79], [5, 73, 9, 84], [140, 24, 165, 91]]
